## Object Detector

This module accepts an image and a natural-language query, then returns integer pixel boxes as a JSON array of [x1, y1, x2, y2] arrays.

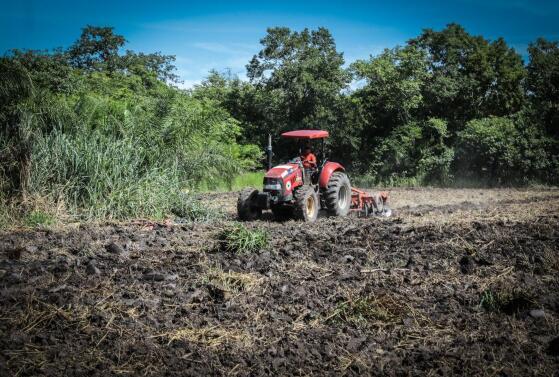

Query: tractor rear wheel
[[237, 188, 262, 221], [325, 172, 351, 216], [293, 186, 319, 222]]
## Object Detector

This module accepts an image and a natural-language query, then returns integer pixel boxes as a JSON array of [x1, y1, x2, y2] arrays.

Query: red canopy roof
[[281, 130, 329, 139]]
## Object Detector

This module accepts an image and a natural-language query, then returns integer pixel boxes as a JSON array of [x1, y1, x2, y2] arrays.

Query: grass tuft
[[479, 288, 534, 314], [328, 294, 404, 326], [218, 224, 268, 254], [24, 210, 55, 227]]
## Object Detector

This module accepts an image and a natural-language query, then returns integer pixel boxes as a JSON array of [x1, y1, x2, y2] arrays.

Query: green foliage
[[231, 171, 265, 191], [245, 27, 350, 151], [24, 210, 55, 227], [479, 290, 499, 312], [16, 85, 258, 219], [410, 23, 526, 128], [0, 29, 259, 223], [68, 25, 126, 72], [455, 116, 556, 185], [198, 171, 265, 193], [218, 224, 268, 254], [193, 25, 557, 186], [527, 38, 559, 138], [367, 118, 454, 185], [351, 46, 430, 125]]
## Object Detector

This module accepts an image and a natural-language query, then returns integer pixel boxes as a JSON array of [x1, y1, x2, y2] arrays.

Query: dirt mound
[[1, 190, 558, 376]]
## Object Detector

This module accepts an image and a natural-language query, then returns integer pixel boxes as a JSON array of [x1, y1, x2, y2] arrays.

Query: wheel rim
[[305, 196, 315, 217], [338, 185, 349, 209]]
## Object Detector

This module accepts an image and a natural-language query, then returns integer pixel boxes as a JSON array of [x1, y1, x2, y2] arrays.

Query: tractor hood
[[265, 163, 299, 179]]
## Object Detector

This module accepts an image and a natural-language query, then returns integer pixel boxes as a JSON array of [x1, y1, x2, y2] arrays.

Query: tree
[[527, 38, 559, 138], [349, 46, 430, 168], [409, 24, 525, 132], [454, 116, 555, 185], [246, 27, 349, 149], [5, 48, 75, 93], [68, 25, 126, 72], [486, 38, 526, 116], [67, 25, 179, 87], [351, 45, 430, 132], [120, 51, 179, 84], [367, 118, 454, 185]]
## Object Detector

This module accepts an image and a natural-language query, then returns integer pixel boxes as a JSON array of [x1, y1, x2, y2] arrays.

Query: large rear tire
[[325, 172, 351, 216], [237, 188, 262, 221], [293, 186, 319, 222]]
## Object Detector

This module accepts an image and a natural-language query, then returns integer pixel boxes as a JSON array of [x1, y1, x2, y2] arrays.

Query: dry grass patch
[[154, 326, 254, 348], [327, 293, 407, 326], [202, 267, 262, 294]]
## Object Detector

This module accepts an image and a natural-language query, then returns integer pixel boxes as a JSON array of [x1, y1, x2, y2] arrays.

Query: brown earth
[[1, 188, 558, 376]]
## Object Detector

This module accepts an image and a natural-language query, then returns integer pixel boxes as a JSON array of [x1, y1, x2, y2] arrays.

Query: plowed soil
[[1, 188, 558, 376]]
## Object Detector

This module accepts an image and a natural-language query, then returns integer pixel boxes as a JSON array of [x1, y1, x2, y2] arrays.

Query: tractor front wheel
[[237, 188, 262, 221], [325, 172, 351, 216], [293, 187, 319, 222]]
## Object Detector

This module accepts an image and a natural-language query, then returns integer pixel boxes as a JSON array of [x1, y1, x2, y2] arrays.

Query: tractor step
[[350, 188, 391, 217]]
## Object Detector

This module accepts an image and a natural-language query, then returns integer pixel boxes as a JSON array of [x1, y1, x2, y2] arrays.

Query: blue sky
[[1, 0, 558, 88]]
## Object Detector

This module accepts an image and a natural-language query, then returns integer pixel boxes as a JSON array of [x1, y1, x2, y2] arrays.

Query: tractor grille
[[263, 178, 282, 192]]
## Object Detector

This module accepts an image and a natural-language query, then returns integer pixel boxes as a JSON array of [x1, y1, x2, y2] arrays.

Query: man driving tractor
[[301, 145, 317, 168]]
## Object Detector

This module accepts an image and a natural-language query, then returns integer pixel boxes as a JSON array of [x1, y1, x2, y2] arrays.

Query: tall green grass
[[0, 70, 260, 223], [198, 171, 264, 192]]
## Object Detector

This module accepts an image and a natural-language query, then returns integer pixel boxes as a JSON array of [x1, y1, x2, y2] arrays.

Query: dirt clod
[[548, 337, 559, 356], [85, 261, 100, 275], [529, 309, 545, 318], [105, 242, 123, 254], [459, 255, 476, 274]]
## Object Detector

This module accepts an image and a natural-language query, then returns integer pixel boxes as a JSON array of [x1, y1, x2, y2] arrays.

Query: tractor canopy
[[281, 130, 329, 139]]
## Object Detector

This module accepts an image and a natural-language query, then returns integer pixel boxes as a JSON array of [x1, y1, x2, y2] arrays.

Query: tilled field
[[1, 188, 558, 376]]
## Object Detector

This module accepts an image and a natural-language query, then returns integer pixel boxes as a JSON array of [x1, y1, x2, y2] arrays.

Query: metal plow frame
[[350, 188, 392, 217]]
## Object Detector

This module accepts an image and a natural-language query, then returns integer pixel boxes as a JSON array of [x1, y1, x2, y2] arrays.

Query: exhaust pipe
[[266, 133, 273, 170]]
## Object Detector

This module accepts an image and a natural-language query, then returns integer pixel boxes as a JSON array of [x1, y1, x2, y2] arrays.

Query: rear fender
[[319, 162, 345, 188]]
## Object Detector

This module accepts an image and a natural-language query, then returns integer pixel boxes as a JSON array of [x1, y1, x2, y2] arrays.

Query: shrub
[[368, 118, 454, 185], [455, 116, 556, 185]]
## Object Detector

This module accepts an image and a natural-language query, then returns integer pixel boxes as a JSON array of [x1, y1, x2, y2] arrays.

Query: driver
[[301, 145, 317, 169]]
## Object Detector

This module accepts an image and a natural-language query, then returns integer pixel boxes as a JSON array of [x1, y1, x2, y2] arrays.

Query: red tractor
[[237, 130, 390, 222]]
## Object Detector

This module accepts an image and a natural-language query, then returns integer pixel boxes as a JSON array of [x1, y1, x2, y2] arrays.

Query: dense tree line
[[194, 24, 558, 186], [0, 24, 558, 222]]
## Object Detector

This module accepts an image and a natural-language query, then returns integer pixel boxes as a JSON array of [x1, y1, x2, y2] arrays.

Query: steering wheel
[[289, 157, 302, 166]]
